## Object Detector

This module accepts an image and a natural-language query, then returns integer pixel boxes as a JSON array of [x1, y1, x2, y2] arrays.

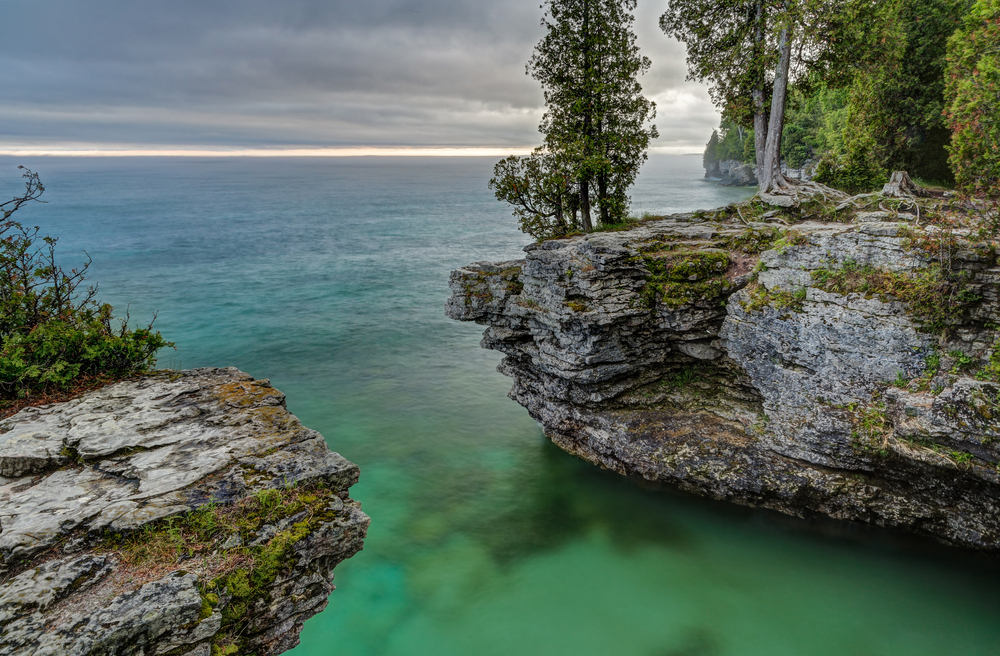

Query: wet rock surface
[[0, 367, 369, 656], [447, 212, 1000, 550]]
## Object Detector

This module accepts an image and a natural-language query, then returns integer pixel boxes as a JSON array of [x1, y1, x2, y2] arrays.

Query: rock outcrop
[[705, 159, 817, 186], [706, 159, 758, 186], [0, 368, 369, 656], [447, 204, 1000, 550]]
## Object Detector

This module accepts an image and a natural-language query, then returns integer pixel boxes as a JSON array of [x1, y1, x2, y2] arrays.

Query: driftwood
[[881, 171, 930, 198]]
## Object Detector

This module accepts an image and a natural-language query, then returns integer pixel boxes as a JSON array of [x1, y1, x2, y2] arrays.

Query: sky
[[0, 0, 720, 156]]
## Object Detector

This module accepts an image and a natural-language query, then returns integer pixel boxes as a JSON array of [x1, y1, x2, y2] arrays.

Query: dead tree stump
[[882, 171, 929, 198]]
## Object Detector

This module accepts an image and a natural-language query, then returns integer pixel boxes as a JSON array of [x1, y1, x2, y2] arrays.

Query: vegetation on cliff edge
[[0, 167, 171, 403]]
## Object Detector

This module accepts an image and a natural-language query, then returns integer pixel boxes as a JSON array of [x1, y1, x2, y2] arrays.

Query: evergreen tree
[[527, 0, 658, 230], [945, 0, 1000, 199], [838, 0, 971, 186]]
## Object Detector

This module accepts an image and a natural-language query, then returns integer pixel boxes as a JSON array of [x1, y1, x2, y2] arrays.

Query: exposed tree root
[[759, 175, 851, 208], [734, 203, 749, 225], [835, 192, 880, 211]]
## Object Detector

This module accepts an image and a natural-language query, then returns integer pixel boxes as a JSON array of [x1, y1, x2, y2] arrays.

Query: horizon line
[[0, 145, 702, 158]]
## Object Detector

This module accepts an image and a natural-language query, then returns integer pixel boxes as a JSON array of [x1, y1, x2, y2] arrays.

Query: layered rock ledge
[[447, 207, 1000, 550], [0, 367, 369, 656]]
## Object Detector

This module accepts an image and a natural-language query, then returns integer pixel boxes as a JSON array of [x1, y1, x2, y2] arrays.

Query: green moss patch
[[846, 400, 894, 459], [723, 226, 783, 254], [101, 483, 342, 654], [811, 260, 981, 334], [638, 250, 733, 310], [461, 267, 523, 307], [740, 284, 807, 314]]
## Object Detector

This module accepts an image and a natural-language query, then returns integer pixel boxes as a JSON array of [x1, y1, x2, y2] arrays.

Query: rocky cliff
[[447, 200, 1000, 550], [706, 159, 758, 186], [0, 368, 369, 656], [706, 159, 817, 186]]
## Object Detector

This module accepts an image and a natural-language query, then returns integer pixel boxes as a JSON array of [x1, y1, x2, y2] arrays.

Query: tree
[[944, 0, 1000, 199], [660, 0, 775, 176], [662, 0, 876, 195], [755, 0, 875, 193], [832, 0, 972, 187], [493, 0, 657, 236]]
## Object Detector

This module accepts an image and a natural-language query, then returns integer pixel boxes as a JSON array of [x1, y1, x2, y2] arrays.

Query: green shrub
[[812, 136, 887, 194], [0, 167, 172, 398]]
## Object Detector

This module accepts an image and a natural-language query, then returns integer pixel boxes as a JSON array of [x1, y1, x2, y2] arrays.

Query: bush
[[945, 0, 1000, 199], [0, 167, 172, 398], [812, 123, 889, 195]]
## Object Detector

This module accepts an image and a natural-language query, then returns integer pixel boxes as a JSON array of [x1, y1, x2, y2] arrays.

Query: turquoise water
[[3, 155, 999, 656]]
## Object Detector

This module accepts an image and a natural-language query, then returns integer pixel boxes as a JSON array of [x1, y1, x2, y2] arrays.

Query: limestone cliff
[[0, 368, 369, 656], [705, 158, 817, 186], [447, 203, 1000, 550]]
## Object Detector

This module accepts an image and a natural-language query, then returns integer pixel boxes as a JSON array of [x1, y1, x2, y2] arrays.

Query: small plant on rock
[[0, 167, 172, 402]]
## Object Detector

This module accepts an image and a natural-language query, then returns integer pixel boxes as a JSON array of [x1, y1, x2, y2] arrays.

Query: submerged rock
[[447, 209, 1000, 550], [0, 367, 369, 656]]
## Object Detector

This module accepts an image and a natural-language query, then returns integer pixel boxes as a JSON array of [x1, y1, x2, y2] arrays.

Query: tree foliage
[[493, 0, 657, 238], [489, 149, 579, 239], [0, 168, 171, 398], [660, 0, 775, 129], [834, 0, 972, 186], [664, 0, 873, 192], [945, 0, 1000, 198], [779, 85, 848, 167]]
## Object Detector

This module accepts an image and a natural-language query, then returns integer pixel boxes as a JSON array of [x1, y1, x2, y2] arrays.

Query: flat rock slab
[[0, 367, 357, 567]]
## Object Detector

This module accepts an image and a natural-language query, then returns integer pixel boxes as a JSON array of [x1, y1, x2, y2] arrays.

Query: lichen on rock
[[0, 367, 369, 656]]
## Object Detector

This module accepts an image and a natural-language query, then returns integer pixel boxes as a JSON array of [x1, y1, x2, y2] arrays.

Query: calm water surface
[[3, 155, 998, 656]]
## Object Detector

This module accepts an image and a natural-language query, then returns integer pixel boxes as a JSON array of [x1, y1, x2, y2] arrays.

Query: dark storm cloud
[[0, 0, 718, 151]]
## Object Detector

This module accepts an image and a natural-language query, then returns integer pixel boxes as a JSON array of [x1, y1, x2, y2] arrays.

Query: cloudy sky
[[0, 0, 719, 155]]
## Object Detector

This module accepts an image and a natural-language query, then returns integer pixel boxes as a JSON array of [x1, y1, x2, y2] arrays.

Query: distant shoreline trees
[[491, 0, 657, 239], [686, 0, 993, 198]]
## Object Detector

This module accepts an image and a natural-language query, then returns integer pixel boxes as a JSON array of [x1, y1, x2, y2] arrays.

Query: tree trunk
[[580, 179, 593, 232], [752, 0, 767, 178], [882, 171, 929, 198], [597, 173, 608, 226], [753, 91, 767, 180], [760, 22, 792, 194]]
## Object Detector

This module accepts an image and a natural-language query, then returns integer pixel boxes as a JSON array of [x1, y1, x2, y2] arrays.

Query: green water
[[4, 155, 998, 656]]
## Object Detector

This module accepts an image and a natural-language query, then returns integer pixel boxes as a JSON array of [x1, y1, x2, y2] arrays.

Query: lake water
[[3, 154, 998, 656]]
